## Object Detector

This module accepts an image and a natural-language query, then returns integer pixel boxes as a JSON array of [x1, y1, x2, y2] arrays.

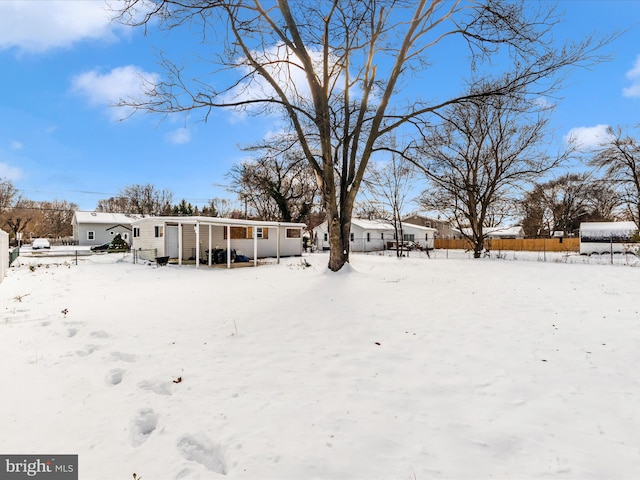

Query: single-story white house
[[72, 211, 143, 246], [131, 216, 305, 268], [314, 218, 436, 252]]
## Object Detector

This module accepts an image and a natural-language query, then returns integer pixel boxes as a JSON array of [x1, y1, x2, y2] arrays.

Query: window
[[224, 226, 247, 239], [87, 231, 95, 240], [154, 226, 163, 238], [286, 228, 301, 238], [366, 232, 371, 242], [380, 233, 384, 240], [403, 233, 415, 241], [350, 232, 354, 242], [425, 233, 429, 241], [248, 226, 268, 239], [110, 231, 115, 235], [324, 233, 328, 241], [133, 227, 140, 238]]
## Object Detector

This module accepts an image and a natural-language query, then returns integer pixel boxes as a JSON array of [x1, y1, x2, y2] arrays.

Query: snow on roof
[[131, 215, 307, 228], [462, 226, 524, 237], [350, 218, 396, 231], [579, 221, 638, 238], [73, 211, 143, 225], [579, 221, 637, 231]]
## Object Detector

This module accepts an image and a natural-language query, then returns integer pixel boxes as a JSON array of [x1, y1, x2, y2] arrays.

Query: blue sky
[[0, 1, 639, 211]]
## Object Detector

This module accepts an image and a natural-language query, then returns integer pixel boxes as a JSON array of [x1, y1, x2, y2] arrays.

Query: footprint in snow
[[177, 434, 227, 475], [106, 368, 126, 386], [138, 379, 173, 396], [110, 351, 137, 363], [90, 330, 110, 339], [130, 408, 159, 447]]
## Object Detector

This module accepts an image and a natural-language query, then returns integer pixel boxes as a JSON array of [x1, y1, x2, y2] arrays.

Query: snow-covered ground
[[1, 249, 640, 479]]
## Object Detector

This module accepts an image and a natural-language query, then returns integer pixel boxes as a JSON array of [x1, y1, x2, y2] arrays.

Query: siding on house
[[131, 217, 304, 261], [314, 218, 438, 252], [72, 212, 140, 246]]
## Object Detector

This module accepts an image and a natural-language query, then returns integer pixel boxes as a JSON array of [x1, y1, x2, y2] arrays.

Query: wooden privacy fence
[[435, 237, 580, 252]]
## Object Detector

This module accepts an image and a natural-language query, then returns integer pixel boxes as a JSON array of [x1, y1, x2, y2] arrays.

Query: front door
[[166, 226, 179, 258]]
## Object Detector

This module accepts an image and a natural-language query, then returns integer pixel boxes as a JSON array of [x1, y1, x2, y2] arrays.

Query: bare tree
[[0, 177, 18, 213], [519, 173, 615, 237], [587, 126, 640, 225], [115, 0, 611, 270], [362, 153, 416, 257], [3, 198, 37, 241], [416, 93, 570, 257], [37, 200, 78, 238], [96, 184, 173, 216], [229, 135, 320, 223]]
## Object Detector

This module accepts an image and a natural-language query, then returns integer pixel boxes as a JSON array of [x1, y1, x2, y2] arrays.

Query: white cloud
[[564, 124, 614, 150], [0, 0, 122, 54], [71, 65, 159, 120], [622, 55, 640, 98], [165, 128, 191, 145], [10, 140, 22, 151], [0, 162, 23, 180]]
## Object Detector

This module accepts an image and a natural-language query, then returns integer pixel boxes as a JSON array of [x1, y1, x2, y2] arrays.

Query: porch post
[[226, 224, 231, 269], [276, 225, 280, 264], [178, 222, 183, 266], [195, 221, 200, 270], [253, 224, 258, 267], [208, 224, 212, 267]]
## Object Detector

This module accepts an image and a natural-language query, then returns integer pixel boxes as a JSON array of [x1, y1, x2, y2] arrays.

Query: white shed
[[131, 216, 305, 268], [579, 221, 638, 254]]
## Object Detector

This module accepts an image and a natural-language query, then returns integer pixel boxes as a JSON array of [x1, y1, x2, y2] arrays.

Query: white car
[[32, 238, 51, 250]]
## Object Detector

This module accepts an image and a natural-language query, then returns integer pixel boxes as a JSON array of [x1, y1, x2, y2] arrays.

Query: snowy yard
[[1, 250, 640, 479]]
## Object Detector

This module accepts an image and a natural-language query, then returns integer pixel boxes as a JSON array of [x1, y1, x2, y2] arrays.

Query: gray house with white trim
[[72, 211, 142, 246]]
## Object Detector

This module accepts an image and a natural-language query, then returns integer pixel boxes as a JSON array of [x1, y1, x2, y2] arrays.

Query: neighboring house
[[72, 211, 142, 246], [314, 218, 436, 252], [400, 223, 437, 250], [461, 226, 526, 239], [403, 212, 463, 239], [131, 216, 305, 267]]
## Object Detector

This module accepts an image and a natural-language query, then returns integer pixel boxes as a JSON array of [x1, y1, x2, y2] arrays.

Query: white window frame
[[154, 226, 164, 238], [87, 231, 95, 241]]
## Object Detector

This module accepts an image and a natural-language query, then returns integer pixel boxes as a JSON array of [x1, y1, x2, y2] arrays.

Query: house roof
[[462, 226, 525, 238], [73, 211, 143, 225], [350, 218, 396, 231], [579, 221, 638, 237], [131, 215, 307, 228]]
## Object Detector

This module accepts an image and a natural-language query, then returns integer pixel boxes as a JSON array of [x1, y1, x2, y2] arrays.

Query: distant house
[[313, 218, 436, 252], [72, 211, 142, 246], [403, 212, 462, 239], [131, 216, 305, 267], [461, 226, 525, 239]]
